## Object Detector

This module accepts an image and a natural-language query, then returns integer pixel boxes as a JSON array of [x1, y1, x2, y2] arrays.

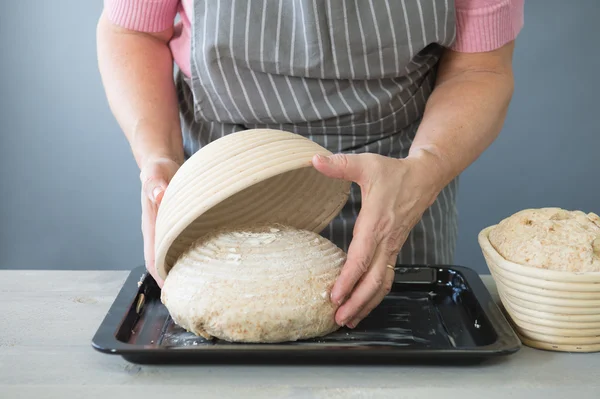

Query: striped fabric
[[178, 0, 459, 265]]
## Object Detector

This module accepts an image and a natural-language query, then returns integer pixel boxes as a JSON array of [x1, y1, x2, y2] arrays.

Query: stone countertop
[[1, 270, 598, 399]]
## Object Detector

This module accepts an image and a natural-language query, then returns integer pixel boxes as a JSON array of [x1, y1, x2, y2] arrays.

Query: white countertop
[[1, 270, 599, 399]]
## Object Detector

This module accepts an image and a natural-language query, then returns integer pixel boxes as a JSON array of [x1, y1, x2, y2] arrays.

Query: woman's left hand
[[312, 151, 445, 329]]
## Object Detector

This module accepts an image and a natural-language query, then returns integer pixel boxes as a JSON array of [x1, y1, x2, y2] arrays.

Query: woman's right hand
[[140, 157, 181, 287], [97, 11, 184, 285]]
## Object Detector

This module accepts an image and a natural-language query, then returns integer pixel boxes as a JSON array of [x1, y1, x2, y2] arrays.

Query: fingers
[[312, 154, 367, 184], [141, 191, 164, 288], [139, 157, 181, 206], [138, 158, 181, 289], [346, 261, 396, 329], [330, 209, 380, 306], [140, 174, 165, 284], [334, 239, 396, 326], [141, 176, 167, 206], [332, 197, 406, 326]]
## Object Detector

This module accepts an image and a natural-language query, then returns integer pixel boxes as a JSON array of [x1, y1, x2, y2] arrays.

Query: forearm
[[96, 11, 184, 169], [408, 42, 516, 192]]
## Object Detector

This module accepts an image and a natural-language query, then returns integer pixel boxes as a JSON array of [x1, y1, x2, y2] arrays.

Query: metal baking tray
[[92, 265, 520, 364]]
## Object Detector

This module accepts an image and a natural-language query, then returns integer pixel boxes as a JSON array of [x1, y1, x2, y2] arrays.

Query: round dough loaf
[[488, 207, 600, 272], [160, 224, 346, 343]]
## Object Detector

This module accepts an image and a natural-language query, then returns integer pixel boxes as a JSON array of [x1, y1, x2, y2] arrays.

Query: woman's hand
[[311, 43, 515, 329], [312, 151, 444, 328], [98, 12, 184, 287], [140, 157, 181, 287]]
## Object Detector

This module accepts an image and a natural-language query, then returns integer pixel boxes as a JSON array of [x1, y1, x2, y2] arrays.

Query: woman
[[97, 0, 523, 329]]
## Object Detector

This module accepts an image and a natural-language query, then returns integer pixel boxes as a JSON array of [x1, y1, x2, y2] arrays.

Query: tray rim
[[91, 264, 521, 360]]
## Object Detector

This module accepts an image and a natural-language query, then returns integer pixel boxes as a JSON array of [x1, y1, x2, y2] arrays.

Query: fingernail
[[346, 321, 355, 329], [316, 154, 330, 164], [330, 291, 337, 302], [152, 187, 164, 203], [331, 292, 346, 306]]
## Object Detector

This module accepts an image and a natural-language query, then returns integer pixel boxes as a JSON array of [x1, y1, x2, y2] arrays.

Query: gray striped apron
[[176, 0, 459, 265]]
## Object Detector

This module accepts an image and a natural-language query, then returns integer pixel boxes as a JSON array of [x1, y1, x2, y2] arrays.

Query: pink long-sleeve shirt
[[104, 0, 524, 78]]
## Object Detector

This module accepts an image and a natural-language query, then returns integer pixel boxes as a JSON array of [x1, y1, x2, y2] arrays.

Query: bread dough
[[160, 224, 346, 343], [489, 208, 600, 272]]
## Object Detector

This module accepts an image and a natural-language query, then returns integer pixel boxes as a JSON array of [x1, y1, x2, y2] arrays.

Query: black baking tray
[[92, 265, 520, 364]]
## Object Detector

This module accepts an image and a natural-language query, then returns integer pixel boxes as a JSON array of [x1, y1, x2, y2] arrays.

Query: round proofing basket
[[478, 225, 600, 353], [154, 129, 352, 281]]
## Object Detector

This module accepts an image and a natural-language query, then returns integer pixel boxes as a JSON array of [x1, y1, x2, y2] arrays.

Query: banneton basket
[[154, 129, 352, 281], [478, 225, 600, 353]]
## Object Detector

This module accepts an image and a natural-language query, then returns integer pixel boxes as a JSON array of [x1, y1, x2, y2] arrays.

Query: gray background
[[1, 0, 598, 273]]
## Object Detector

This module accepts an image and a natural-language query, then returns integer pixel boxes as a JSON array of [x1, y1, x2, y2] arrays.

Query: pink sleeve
[[451, 0, 524, 52], [103, 0, 180, 32]]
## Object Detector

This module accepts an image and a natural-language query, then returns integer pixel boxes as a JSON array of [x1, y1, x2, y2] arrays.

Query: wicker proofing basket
[[154, 129, 352, 281], [478, 225, 600, 353]]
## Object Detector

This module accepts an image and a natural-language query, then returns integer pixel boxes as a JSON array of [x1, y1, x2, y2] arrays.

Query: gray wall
[[1, 0, 598, 273]]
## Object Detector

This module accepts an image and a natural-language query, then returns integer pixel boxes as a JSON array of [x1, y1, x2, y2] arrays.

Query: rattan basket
[[154, 129, 351, 281], [478, 225, 600, 352]]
